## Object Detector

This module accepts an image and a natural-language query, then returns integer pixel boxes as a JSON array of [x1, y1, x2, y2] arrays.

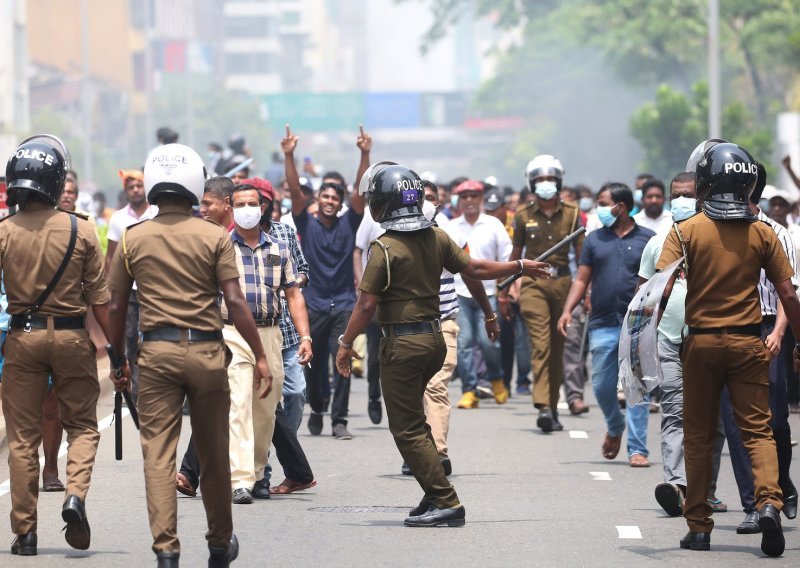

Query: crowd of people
[[1, 126, 800, 564]]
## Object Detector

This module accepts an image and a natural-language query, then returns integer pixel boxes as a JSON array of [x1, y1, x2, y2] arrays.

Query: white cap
[[144, 143, 206, 206], [762, 185, 793, 204]]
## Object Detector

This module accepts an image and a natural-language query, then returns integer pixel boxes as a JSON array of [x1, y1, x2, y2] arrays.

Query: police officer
[[107, 144, 271, 568], [657, 141, 800, 557], [334, 162, 552, 527], [2, 135, 110, 555], [500, 155, 583, 432]]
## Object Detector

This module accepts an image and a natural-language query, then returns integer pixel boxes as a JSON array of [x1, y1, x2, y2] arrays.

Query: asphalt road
[[1, 373, 798, 567]]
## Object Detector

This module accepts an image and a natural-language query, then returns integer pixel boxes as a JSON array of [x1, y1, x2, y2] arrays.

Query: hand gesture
[[254, 356, 273, 399], [356, 125, 372, 154], [557, 311, 572, 337], [764, 332, 781, 358], [485, 318, 500, 342], [335, 345, 361, 378], [783, 155, 791, 170], [281, 124, 299, 156], [521, 260, 553, 281]]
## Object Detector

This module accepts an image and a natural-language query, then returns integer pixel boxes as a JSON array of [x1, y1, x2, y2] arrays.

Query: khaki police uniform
[[513, 201, 583, 410], [108, 204, 240, 554], [360, 227, 470, 509], [0, 209, 108, 536], [657, 213, 793, 533]]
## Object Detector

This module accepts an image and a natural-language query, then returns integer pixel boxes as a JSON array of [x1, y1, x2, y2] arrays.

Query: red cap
[[454, 180, 484, 195], [239, 177, 274, 202]]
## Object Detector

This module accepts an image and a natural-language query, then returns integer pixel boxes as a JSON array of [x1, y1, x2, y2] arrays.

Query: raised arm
[[350, 125, 370, 216], [281, 124, 305, 216]]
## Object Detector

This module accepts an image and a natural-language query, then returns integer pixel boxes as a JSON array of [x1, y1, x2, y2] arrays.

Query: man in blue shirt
[[558, 182, 655, 466], [282, 124, 370, 440]]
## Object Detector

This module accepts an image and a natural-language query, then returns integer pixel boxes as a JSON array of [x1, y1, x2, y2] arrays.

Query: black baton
[[497, 226, 586, 291], [107, 345, 140, 461]]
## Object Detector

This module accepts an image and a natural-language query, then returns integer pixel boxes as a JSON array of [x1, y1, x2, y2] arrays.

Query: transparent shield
[[20, 134, 72, 170]]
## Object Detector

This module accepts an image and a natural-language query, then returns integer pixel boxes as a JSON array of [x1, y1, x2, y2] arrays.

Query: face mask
[[207, 151, 218, 161], [281, 197, 291, 212], [534, 181, 558, 200], [634, 189, 643, 204], [596, 205, 619, 228], [759, 198, 769, 212], [422, 199, 437, 221], [450, 195, 459, 209], [670, 197, 697, 222], [579, 197, 593, 212], [234, 205, 262, 229]]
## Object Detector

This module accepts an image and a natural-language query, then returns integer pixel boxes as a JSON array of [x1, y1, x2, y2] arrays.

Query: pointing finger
[[285, 124, 291, 137], [359, 124, 365, 137]]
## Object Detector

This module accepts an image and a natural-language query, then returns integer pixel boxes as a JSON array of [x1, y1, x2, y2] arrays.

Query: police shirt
[[512, 201, 584, 272], [108, 204, 240, 331], [0, 209, 109, 316], [359, 227, 470, 325], [656, 212, 794, 328]]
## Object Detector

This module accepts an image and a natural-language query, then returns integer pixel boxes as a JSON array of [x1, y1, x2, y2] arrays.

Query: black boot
[[208, 534, 239, 568], [157, 551, 180, 567], [10, 532, 37, 556], [62, 495, 91, 550]]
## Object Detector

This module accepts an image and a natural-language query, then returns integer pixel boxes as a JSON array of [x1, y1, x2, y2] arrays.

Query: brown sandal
[[601, 433, 622, 460], [629, 453, 650, 467], [42, 476, 65, 492], [270, 479, 317, 495], [175, 472, 197, 497]]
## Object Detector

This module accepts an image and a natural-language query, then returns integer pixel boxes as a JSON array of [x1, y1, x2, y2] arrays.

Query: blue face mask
[[281, 197, 291, 212], [634, 189, 643, 204], [450, 195, 459, 209], [579, 197, 593, 212], [596, 205, 619, 228], [759, 198, 769, 212], [670, 196, 697, 222]]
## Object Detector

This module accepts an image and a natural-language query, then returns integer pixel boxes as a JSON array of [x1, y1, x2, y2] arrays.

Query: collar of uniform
[[156, 204, 192, 216], [231, 227, 270, 248], [531, 200, 563, 216]]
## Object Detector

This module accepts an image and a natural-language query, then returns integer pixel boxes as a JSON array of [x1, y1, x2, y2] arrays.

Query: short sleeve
[[440, 230, 471, 274], [638, 236, 658, 280], [108, 236, 134, 293], [512, 212, 526, 248], [764, 230, 795, 286], [656, 227, 682, 271], [346, 206, 364, 233], [281, 251, 298, 288], [578, 234, 594, 267], [106, 212, 124, 242], [355, 215, 373, 251], [359, 241, 389, 295], [216, 233, 241, 283]]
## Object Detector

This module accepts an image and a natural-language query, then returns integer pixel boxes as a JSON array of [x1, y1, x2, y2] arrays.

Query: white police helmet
[[525, 154, 564, 190], [144, 143, 207, 206]]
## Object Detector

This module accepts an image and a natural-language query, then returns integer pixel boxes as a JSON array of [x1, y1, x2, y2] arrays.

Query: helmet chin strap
[[702, 198, 756, 222]]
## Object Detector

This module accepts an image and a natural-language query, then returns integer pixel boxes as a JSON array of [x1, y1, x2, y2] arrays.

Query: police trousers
[[681, 332, 782, 533], [1, 326, 100, 535], [137, 338, 232, 554], [379, 329, 459, 509], [518, 276, 571, 410]]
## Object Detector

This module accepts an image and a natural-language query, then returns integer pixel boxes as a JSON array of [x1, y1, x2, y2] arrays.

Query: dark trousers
[[366, 318, 382, 402], [306, 307, 352, 426], [721, 318, 795, 513], [126, 290, 141, 401], [180, 403, 314, 488]]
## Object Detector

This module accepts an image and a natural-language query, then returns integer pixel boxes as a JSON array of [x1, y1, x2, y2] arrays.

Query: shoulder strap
[[26, 213, 78, 314], [672, 222, 689, 277], [368, 238, 391, 292], [121, 227, 134, 278]]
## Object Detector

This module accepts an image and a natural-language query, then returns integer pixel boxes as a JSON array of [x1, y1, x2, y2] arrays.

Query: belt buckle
[[186, 329, 194, 343], [549, 266, 559, 278], [23, 314, 32, 333]]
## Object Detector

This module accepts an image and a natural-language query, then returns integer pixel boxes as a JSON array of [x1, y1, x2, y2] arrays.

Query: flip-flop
[[629, 453, 650, 467], [175, 472, 197, 497], [270, 479, 317, 495], [601, 433, 622, 460], [707, 498, 728, 512], [42, 477, 65, 492]]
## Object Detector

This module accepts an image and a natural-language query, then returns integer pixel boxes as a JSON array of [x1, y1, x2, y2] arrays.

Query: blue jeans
[[282, 343, 306, 433], [456, 295, 503, 393], [589, 325, 649, 458]]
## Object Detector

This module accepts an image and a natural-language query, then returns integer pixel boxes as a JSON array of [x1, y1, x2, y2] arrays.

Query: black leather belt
[[223, 317, 279, 327], [382, 320, 442, 337], [142, 328, 223, 343], [9, 314, 85, 331], [688, 325, 761, 337], [550, 265, 571, 278]]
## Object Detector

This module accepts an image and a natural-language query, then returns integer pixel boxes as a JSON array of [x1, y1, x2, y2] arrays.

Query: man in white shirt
[[446, 180, 512, 409], [633, 178, 673, 234], [105, 169, 159, 400]]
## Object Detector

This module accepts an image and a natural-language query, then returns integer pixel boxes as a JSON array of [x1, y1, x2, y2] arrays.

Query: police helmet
[[360, 161, 433, 232], [5, 134, 71, 207], [144, 144, 207, 206], [685, 138, 726, 173], [692, 142, 758, 221], [525, 155, 564, 191]]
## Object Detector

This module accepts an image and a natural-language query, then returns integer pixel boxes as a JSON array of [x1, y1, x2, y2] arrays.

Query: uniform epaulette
[[562, 201, 578, 210], [0, 211, 18, 222], [125, 218, 152, 233], [57, 208, 90, 221]]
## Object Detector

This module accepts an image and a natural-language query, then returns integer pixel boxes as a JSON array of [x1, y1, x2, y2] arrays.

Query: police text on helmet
[[724, 162, 757, 175], [396, 179, 422, 191], [11, 148, 55, 166]]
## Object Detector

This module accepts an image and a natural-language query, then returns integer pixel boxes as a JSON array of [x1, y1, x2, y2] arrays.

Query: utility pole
[[81, 0, 93, 184], [708, 0, 721, 139]]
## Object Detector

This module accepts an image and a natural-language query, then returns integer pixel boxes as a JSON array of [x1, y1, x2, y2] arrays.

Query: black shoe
[[401, 461, 412, 476], [62, 494, 91, 550], [781, 484, 797, 520], [440, 457, 452, 477], [758, 504, 785, 557], [332, 423, 353, 440], [208, 533, 239, 568], [409, 497, 432, 517], [404, 505, 466, 527], [679, 531, 710, 551], [322, 395, 330, 413], [551, 412, 564, 432], [368, 400, 382, 424], [537, 408, 553, 433], [157, 551, 180, 568], [655, 483, 683, 517], [252, 478, 271, 500], [232, 488, 253, 505], [10, 532, 37, 556], [308, 412, 323, 435], [736, 511, 761, 534]]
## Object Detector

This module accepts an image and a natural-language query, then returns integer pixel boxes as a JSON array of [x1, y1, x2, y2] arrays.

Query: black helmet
[[5, 134, 71, 207], [692, 142, 758, 221], [359, 162, 433, 232]]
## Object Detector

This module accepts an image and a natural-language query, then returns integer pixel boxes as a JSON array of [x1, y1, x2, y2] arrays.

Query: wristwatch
[[338, 334, 353, 348], [300, 335, 312, 344]]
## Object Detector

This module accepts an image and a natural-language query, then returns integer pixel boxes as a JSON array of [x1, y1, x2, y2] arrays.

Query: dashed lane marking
[[569, 430, 588, 439], [616, 526, 642, 539], [589, 471, 612, 481]]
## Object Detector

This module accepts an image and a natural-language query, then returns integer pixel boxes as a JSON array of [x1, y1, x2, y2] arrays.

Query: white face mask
[[534, 180, 558, 200], [422, 199, 437, 221], [233, 205, 262, 229]]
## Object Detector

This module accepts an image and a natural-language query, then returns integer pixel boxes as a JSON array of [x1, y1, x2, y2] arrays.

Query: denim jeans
[[456, 295, 503, 393], [588, 325, 649, 458], [282, 343, 306, 433]]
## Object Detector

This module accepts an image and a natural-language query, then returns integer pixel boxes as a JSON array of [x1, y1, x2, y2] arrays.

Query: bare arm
[[775, 278, 800, 344], [556, 265, 592, 336], [765, 300, 788, 356], [335, 290, 379, 378], [105, 240, 118, 276], [285, 286, 312, 365], [281, 124, 305, 216], [461, 258, 551, 281], [350, 125, 370, 216], [353, 248, 363, 287], [108, 289, 131, 390], [784, 156, 800, 191]]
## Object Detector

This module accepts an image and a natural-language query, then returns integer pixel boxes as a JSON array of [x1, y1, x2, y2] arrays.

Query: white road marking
[[0, 409, 127, 498], [556, 402, 569, 411], [569, 430, 588, 439], [589, 471, 612, 481], [616, 525, 642, 539]]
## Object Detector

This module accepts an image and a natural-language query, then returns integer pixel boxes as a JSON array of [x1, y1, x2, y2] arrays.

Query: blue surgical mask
[[759, 198, 769, 212], [596, 205, 619, 228], [634, 189, 643, 204], [281, 197, 291, 212], [670, 196, 697, 222], [579, 197, 593, 212], [534, 181, 558, 201], [450, 195, 459, 209]]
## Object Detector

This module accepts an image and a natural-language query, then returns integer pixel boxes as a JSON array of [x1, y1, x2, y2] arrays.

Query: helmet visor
[[20, 134, 72, 171], [358, 161, 397, 196], [686, 138, 726, 173]]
